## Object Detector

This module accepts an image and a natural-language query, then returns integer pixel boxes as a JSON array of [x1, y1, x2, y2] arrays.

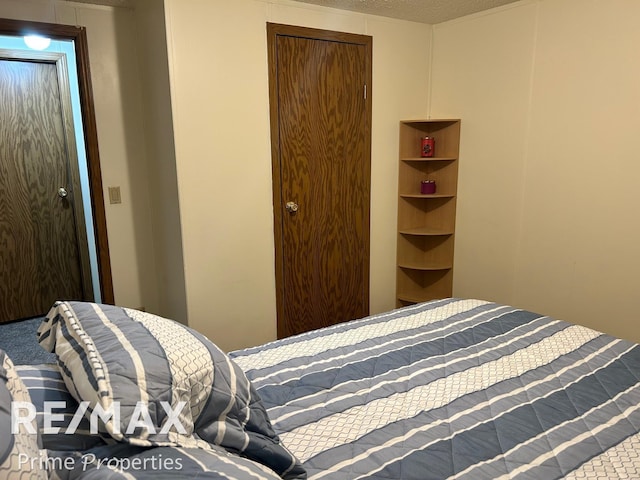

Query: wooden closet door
[[0, 57, 89, 322], [268, 24, 372, 338]]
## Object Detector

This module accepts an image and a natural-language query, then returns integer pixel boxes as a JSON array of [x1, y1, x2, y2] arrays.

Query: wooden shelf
[[397, 293, 441, 304], [396, 119, 460, 307], [399, 193, 455, 199], [396, 268, 453, 305], [400, 157, 457, 162], [399, 227, 454, 236], [398, 262, 452, 271]]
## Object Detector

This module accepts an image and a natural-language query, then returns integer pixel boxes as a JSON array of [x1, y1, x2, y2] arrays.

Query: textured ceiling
[[70, 0, 520, 24], [290, 0, 521, 24]]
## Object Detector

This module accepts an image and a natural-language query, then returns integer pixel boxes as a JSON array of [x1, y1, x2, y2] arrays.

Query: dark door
[[268, 24, 372, 338], [0, 54, 92, 322]]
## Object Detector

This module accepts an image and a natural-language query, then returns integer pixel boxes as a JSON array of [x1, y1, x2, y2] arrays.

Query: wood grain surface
[[0, 58, 83, 322], [274, 32, 371, 337], [0, 19, 115, 306]]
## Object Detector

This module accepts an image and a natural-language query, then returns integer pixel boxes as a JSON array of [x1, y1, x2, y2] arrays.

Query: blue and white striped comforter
[[230, 298, 640, 480]]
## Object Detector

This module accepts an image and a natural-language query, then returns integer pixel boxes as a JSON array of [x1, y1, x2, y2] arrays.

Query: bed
[[2, 298, 640, 479]]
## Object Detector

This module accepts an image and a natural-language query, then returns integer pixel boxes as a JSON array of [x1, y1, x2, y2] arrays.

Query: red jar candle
[[421, 136, 435, 157]]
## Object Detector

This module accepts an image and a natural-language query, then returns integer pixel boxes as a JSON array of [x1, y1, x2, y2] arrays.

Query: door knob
[[58, 187, 68, 198], [285, 201, 298, 213]]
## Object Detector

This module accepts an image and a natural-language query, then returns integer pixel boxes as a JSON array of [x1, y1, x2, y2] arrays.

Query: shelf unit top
[[400, 119, 461, 123]]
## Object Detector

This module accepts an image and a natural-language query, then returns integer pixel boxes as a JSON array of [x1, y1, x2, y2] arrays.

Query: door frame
[[0, 18, 114, 304], [266, 23, 373, 336]]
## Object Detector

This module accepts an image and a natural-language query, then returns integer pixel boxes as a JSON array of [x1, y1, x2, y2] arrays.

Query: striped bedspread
[[230, 298, 640, 480]]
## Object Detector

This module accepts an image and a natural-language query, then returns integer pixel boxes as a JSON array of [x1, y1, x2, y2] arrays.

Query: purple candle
[[421, 180, 436, 194]]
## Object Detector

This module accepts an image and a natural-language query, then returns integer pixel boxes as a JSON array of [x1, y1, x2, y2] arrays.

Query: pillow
[[0, 349, 48, 480], [38, 301, 306, 480], [15, 365, 107, 451]]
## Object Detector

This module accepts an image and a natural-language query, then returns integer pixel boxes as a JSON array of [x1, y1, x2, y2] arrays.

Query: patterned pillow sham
[[0, 349, 47, 480], [38, 301, 306, 480]]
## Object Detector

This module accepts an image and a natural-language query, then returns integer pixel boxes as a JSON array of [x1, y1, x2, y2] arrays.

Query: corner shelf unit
[[396, 119, 461, 307]]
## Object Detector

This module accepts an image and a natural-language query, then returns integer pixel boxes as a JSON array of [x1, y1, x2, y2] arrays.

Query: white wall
[[133, 0, 187, 323], [430, 1, 538, 308], [164, 0, 431, 351], [0, 0, 160, 313], [431, 0, 640, 342]]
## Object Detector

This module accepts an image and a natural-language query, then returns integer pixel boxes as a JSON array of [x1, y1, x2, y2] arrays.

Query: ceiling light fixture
[[23, 34, 51, 50]]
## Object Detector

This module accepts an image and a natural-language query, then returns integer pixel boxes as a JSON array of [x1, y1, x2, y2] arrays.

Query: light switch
[[108, 186, 122, 204]]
